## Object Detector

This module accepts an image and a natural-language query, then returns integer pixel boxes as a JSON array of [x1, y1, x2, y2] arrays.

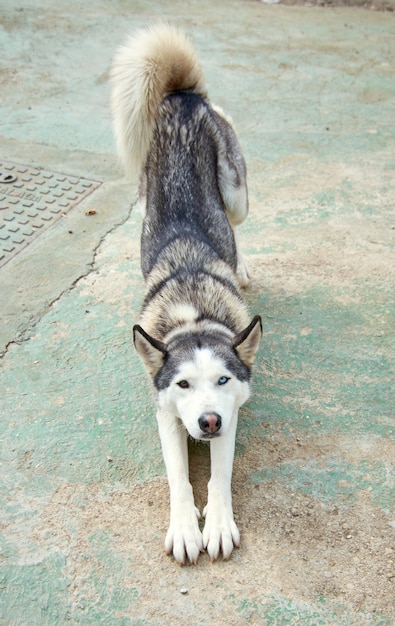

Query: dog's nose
[[198, 412, 222, 435]]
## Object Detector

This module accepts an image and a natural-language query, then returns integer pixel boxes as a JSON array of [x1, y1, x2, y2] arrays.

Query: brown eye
[[177, 380, 190, 389]]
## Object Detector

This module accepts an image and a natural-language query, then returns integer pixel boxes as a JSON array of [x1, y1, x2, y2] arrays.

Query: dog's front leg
[[156, 408, 203, 565], [203, 413, 240, 561]]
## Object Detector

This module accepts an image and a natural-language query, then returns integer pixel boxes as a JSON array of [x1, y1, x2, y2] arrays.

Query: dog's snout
[[198, 412, 222, 435]]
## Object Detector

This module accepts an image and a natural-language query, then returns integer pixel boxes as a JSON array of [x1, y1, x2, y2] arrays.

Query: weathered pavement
[[1, 1, 394, 624]]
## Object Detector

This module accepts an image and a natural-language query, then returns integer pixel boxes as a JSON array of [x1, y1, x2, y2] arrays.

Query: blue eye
[[177, 380, 190, 389], [218, 376, 230, 386]]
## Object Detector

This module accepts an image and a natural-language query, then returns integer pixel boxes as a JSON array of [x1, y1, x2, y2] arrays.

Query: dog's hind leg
[[233, 227, 250, 288], [156, 408, 203, 565], [214, 108, 248, 228], [213, 107, 250, 286], [202, 412, 240, 561], [218, 158, 250, 287]]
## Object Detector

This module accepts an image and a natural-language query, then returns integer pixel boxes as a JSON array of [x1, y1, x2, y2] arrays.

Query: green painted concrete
[[1, 0, 394, 624]]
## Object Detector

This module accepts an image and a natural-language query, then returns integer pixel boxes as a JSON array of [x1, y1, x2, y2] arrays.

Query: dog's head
[[133, 316, 262, 440]]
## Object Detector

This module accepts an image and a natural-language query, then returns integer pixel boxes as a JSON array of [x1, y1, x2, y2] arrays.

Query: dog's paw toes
[[202, 508, 240, 561], [165, 520, 203, 565]]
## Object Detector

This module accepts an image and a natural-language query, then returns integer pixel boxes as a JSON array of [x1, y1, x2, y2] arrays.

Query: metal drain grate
[[0, 160, 102, 268]]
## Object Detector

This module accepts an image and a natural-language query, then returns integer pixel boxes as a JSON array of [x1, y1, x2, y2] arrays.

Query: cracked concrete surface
[[0, 177, 135, 356]]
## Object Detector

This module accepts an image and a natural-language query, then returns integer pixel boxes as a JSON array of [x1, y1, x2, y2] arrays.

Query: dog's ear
[[232, 315, 262, 368], [133, 325, 167, 377]]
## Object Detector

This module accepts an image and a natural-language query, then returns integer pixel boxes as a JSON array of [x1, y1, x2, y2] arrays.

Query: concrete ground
[[1, 1, 394, 624]]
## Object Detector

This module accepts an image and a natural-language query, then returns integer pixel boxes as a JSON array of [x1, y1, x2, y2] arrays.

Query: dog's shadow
[[188, 439, 211, 513]]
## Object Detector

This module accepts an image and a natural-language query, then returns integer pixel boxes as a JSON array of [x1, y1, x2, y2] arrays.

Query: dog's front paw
[[165, 505, 203, 565], [202, 501, 240, 561]]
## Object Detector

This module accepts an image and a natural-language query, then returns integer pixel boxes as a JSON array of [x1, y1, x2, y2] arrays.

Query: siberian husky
[[111, 23, 261, 564]]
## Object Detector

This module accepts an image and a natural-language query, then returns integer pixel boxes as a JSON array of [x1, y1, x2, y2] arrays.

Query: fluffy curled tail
[[110, 23, 207, 176]]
